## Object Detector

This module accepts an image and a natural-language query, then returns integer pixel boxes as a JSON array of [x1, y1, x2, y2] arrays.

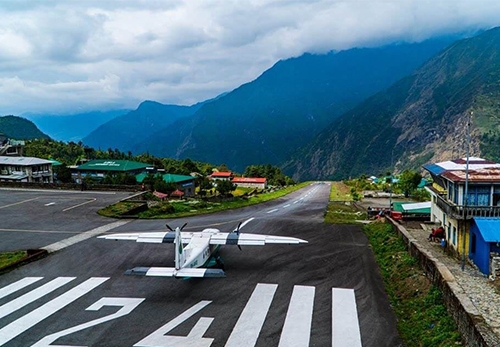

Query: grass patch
[[97, 201, 145, 217], [364, 222, 463, 347], [324, 202, 366, 224], [0, 251, 27, 268], [329, 181, 353, 201], [101, 182, 311, 219]]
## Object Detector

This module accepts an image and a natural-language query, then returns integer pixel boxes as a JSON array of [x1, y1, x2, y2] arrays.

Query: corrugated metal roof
[[442, 168, 500, 182], [211, 172, 232, 177], [232, 177, 267, 183], [473, 218, 500, 242], [76, 160, 151, 172], [424, 157, 500, 174], [135, 173, 194, 184], [0, 156, 52, 166]]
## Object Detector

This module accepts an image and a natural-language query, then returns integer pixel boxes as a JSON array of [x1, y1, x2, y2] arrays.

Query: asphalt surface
[[0, 183, 402, 347]]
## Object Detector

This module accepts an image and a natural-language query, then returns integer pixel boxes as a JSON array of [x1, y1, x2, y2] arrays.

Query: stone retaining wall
[[389, 219, 500, 347]]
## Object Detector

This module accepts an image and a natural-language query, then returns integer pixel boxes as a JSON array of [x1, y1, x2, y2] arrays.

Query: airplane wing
[[125, 267, 226, 278], [98, 232, 194, 244], [208, 233, 307, 246]]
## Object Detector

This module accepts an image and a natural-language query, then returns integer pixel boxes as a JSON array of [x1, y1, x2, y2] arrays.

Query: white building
[[0, 156, 53, 183], [232, 177, 267, 189]]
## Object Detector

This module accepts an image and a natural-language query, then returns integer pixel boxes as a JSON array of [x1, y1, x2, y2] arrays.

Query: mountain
[[137, 38, 456, 171], [0, 115, 49, 140], [285, 27, 500, 180], [23, 110, 129, 142], [82, 101, 203, 151]]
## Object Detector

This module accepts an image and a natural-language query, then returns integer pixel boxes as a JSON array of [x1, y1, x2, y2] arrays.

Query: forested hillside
[[0, 116, 49, 140], [285, 27, 500, 180]]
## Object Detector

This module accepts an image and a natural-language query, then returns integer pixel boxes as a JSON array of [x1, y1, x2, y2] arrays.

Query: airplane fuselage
[[182, 232, 221, 269]]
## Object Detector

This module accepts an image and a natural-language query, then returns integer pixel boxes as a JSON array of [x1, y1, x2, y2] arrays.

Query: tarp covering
[[393, 201, 431, 214]]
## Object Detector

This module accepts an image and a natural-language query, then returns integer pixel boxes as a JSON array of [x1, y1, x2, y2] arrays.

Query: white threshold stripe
[[293, 201, 298, 204], [332, 288, 362, 347], [278, 285, 315, 347], [0, 277, 43, 300], [62, 198, 96, 212], [240, 217, 255, 229], [0, 277, 108, 346], [42, 220, 130, 253], [44, 202, 55, 206], [266, 209, 279, 214], [224, 283, 278, 347], [283, 204, 290, 208], [0, 277, 75, 320]]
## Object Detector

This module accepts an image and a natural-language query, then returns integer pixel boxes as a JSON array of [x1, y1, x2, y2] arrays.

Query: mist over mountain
[[134, 38, 455, 171], [285, 27, 500, 180], [23, 110, 129, 142], [0, 116, 49, 140]]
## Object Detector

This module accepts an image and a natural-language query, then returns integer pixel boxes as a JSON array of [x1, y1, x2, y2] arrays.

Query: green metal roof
[[135, 173, 194, 183], [393, 201, 431, 214], [76, 160, 151, 172]]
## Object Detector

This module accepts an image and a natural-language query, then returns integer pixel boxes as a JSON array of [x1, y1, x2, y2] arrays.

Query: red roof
[[170, 189, 185, 197], [211, 172, 232, 177], [232, 177, 267, 184], [153, 191, 168, 199], [442, 168, 500, 182]]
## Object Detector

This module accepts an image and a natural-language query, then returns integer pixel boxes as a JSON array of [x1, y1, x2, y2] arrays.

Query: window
[[466, 185, 490, 206], [453, 226, 457, 245]]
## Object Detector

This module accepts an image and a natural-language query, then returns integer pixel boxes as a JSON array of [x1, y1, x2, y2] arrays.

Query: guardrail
[[435, 194, 500, 219]]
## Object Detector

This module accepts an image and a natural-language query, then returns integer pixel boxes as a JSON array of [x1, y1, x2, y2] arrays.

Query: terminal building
[[0, 156, 53, 183], [72, 159, 152, 182]]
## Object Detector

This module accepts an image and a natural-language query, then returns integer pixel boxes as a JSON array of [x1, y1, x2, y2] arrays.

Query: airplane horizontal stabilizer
[[124, 267, 226, 278]]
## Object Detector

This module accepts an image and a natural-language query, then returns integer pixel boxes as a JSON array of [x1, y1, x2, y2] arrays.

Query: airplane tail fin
[[174, 226, 186, 270]]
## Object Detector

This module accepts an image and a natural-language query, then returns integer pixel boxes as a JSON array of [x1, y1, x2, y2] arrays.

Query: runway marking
[[63, 198, 96, 211], [0, 277, 108, 346], [0, 197, 39, 210], [44, 202, 55, 206], [332, 288, 361, 347], [135, 300, 213, 347], [42, 220, 131, 253], [0, 277, 43, 300], [224, 283, 277, 347], [0, 277, 75, 320], [293, 201, 298, 204], [278, 285, 315, 347], [283, 204, 290, 208], [240, 217, 255, 229], [266, 209, 278, 214]]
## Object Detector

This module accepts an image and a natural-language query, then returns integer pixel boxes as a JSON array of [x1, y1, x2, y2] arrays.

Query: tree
[[155, 180, 177, 195], [398, 170, 422, 197], [199, 177, 213, 196], [216, 180, 236, 196], [54, 164, 73, 183]]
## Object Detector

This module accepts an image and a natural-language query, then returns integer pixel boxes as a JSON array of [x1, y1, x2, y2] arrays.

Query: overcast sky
[[1, 0, 500, 115]]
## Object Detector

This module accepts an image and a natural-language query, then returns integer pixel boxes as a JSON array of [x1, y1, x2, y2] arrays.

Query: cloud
[[1, 0, 500, 115]]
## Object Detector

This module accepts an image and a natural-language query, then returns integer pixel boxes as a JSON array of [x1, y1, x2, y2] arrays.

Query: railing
[[435, 194, 500, 219]]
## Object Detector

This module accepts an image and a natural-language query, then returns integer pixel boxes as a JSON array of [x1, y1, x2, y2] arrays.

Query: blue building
[[469, 218, 500, 275]]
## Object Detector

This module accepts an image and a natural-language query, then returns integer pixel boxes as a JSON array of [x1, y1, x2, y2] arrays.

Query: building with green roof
[[136, 172, 195, 196], [73, 159, 152, 182]]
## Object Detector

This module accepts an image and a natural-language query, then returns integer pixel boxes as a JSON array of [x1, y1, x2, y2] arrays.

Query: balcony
[[435, 193, 500, 219]]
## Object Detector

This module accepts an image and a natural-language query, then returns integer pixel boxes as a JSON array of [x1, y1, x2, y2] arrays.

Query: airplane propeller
[[166, 222, 188, 231], [233, 221, 243, 251]]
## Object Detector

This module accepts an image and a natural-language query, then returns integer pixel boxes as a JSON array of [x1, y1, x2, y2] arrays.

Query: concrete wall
[[389, 219, 499, 347], [0, 181, 140, 192]]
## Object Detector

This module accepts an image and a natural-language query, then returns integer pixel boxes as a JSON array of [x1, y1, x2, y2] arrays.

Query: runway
[[0, 183, 402, 346]]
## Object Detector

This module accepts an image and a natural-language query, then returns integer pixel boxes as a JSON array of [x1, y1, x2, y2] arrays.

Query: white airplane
[[98, 222, 307, 278]]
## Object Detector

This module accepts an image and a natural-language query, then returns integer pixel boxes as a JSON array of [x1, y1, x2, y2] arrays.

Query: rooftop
[[0, 156, 52, 166], [441, 168, 500, 183], [76, 160, 151, 172], [424, 157, 500, 176], [232, 177, 267, 183], [211, 172, 232, 177]]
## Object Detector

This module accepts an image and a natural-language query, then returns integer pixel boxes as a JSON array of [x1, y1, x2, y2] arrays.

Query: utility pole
[[461, 111, 472, 271], [389, 149, 393, 212]]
